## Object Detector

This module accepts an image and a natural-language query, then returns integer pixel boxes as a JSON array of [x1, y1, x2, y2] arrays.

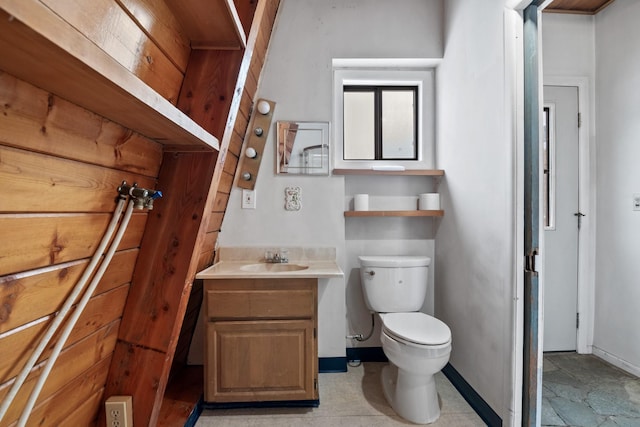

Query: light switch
[[633, 194, 640, 211], [242, 189, 256, 209]]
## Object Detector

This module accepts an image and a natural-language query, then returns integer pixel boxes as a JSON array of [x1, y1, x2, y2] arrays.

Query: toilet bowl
[[358, 255, 452, 425], [379, 312, 451, 424]]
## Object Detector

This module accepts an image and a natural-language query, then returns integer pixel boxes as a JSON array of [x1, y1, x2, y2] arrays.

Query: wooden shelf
[[345, 210, 444, 217], [333, 169, 444, 176], [166, 0, 247, 50], [0, 1, 219, 151]]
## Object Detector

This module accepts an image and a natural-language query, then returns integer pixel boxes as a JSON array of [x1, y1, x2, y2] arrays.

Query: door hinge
[[574, 211, 585, 229], [313, 328, 317, 339], [524, 250, 539, 274], [578, 112, 582, 128], [576, 313, 580, 329], [314, 378, 318, 390]]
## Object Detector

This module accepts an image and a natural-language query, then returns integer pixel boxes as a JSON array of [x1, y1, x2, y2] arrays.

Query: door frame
[[542, 76, 594, 355]]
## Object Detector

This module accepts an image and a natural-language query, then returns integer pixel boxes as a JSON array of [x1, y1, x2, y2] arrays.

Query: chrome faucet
[[265, 250, 289, 263]]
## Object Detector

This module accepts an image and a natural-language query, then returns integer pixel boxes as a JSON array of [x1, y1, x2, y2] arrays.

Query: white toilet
[[358, 255, 452, 425]]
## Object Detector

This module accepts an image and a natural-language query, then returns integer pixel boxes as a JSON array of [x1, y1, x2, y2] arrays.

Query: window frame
[[332, 64, 436, 171], [343, 85, 419, 161]]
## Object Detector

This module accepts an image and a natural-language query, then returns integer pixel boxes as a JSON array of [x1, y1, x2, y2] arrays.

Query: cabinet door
[[205, 319, 317, 402]]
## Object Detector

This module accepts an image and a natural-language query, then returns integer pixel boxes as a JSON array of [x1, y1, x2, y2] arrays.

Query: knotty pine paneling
[[106, 341, 173, 426], [0, 72, 162, 177], [234, 0, 260, 38], [115, 0, 191, 73], [0, 65, 162, 424], [0, 249, 137, 335], [222, 150, 239, 176], [228, 130, 244, 157], [0, 321, 119, 425], [172, 292, 202, 366], [40, 0, 185, 104], [197, 248, 216, 272], [177, 49, 245, 138], [218, 171, 235, 194], [24, 358, 109, 427], [207, 213, 225, 233], [0, 145, 156, 213], [0, 285, 128, 383], [212, 192, 230, 212], [0, 213, 146, 277], [59, 388, 104, 427]]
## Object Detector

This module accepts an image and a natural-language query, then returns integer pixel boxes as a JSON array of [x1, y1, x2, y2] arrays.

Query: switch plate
[[105, 396, 132, 427], [634, 194, 640, 211], [242, 189, 256, 209]]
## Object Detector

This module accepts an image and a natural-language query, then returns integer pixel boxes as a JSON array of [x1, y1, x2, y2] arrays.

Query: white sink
[[239, 263, 309, 273]]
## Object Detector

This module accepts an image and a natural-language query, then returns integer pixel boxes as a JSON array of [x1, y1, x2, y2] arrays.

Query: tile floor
[[542, 353, 640, 427], [196, 362, 485, 426]]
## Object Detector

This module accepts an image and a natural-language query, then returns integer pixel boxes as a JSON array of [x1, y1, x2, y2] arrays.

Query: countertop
[[195, 260, 343, 279]]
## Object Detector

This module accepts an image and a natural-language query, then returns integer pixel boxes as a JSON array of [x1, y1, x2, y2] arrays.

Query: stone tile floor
[[196, 362, 485, 426], [542, 353, 640, 427]]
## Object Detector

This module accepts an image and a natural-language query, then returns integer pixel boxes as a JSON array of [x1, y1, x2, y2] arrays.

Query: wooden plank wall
[[171, 0, 280, 370], [104, 2, 281, 424], [0, 0, 188, 425], [0, 0, 280, 424], [0, 71, 163, 426]]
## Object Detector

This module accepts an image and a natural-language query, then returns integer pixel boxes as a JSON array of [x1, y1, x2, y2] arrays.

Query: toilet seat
[[381, 312, 451, 347]]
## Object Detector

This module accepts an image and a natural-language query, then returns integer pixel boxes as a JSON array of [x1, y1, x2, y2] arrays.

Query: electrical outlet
[[105, 396, 132, 427], [242, 189, 256, 209]]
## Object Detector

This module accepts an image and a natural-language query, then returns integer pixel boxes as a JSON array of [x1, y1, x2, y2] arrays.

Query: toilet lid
[[382, 312, 451, 346]]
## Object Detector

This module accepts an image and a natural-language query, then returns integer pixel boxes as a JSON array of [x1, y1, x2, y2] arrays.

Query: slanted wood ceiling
[[544, 0, 615, 14]]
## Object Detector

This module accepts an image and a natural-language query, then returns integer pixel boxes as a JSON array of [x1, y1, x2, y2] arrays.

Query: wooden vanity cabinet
[[204, 278, 318, 403]]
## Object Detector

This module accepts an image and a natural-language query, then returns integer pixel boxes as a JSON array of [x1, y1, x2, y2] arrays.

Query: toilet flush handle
[[367, 270, 375, 276]]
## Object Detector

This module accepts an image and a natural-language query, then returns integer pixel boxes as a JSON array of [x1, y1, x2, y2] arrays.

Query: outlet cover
[[105, 395, 133, 427], [242, 189, 256, 209]]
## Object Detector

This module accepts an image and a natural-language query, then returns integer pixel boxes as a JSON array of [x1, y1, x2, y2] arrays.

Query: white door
[[542, 85, 579, 352]]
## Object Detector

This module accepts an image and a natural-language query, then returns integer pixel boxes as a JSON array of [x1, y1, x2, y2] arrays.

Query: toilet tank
[[358, 255, 430, 313]]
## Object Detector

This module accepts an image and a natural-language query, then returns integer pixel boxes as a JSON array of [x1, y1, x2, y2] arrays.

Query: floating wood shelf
[[333, 169, 445, 176], [344, 210, 444, 217], [0, 1, 219, 151], [166, 0, 247, 50]]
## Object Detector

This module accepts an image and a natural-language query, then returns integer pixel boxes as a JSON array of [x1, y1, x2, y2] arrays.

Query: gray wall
[[436, 0, 518, 419], [219, 0, 445, 358], [593, 0, 640, 375], [541, 1, 640, 376], [217, 0, 521, 422]]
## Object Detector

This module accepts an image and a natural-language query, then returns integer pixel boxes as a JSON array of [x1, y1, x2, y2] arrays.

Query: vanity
[[195, 247, 343, 405]]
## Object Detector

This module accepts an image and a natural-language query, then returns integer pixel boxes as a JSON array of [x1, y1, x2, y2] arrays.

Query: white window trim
[[332, 59, 439, 171]]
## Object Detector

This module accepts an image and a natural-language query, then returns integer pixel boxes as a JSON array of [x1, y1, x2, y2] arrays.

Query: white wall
[[218, 0, 444, 358], [540, 1, 640, 376], [435, 0, 517, 419], [214, 0, 523, 421], [592, 0, 640, 375], [540, 12, 596, 354], [541, 13, 594, 78]]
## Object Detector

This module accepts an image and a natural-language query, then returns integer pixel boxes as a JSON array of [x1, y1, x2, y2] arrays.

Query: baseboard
[[319, 357, 348, 372], [346, 346, 388, 362], [184, 395, 203, 427], [442, 363, 501, 427], [203, 399, 319, 410], [348, 348, 499, 426], [592, 346, 640, 377]]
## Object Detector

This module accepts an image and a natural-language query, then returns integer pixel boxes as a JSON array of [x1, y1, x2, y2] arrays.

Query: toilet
[[358, 255, 452, 425]]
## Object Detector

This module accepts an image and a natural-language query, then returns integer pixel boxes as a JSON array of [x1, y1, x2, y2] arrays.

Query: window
[[542, 105, 556, 230], [332, 62, 436, 170], [343, 86, 418, 160]]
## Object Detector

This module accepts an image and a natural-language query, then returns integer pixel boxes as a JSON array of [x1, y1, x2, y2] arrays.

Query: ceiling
[[544, 0, 615, 14]]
